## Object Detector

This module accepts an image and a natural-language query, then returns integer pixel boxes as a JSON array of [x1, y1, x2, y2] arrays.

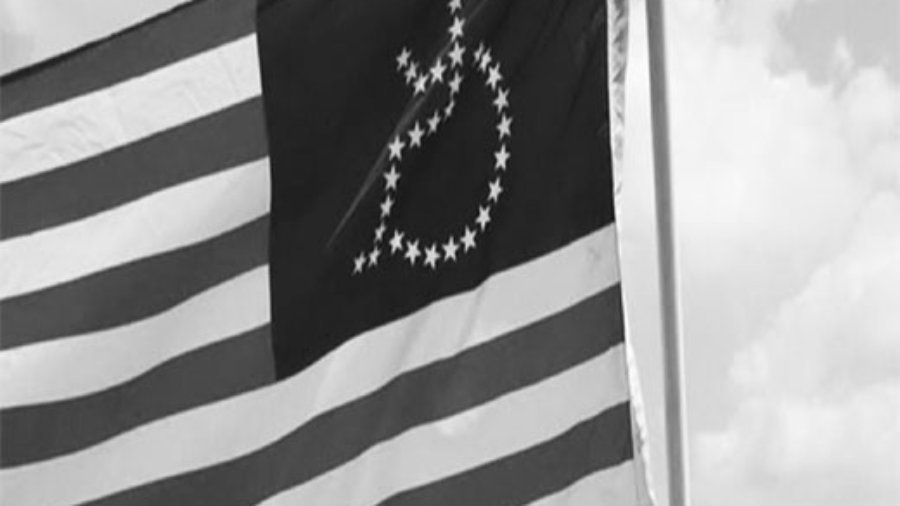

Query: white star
[[408, 121, 424, 148], [405, 240, 421, 265], [497, 114, 512, 139], [414, 73, 429, 94], [448, 0, 462, 14], [353, 253, 366, 274], [443, 237, 459, 261], [488, 178, 503, 202], [493, 87, 509, 112], [449, 42, 465, 68], [388, 136, 405, 161], [461, 227, 477, 251], [390, 229, 405, 254], [404, 62, 418, 83], [380, 195, 394, 217], [427, 111, 441, 134], [474, 43, 485, 63], [494, 144, 510, 170], [487, 64, 502, 89], [396, 47, 411, 70], [374, 222, 387, 242], [424, 244, 440, 269], [369, 246, 381, 266], [430, 59, 446, 83], [449, 17, 464, 40], [476, 205, 491, 231], [479, 49, 492, 72], [444, 99, 455, 119], [448, 72, 463, 95], [384, 165, 400, 190]]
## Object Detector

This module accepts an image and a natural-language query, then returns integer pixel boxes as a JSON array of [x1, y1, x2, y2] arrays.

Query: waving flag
[[0, 0, 649, 504]]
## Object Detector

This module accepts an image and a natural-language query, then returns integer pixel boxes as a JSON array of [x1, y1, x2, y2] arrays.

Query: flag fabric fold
[[0, 0, 651, 504]]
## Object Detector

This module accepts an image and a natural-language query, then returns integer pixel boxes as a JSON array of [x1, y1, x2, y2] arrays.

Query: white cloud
[[623, 0, 883, 346], [831, 37, 854, 78], [731, 195, 900, 399], [617, 1, 900, 505], [663, 1, 900, 502], [698, 194, 900, 506], [714, 0, 808, 55]]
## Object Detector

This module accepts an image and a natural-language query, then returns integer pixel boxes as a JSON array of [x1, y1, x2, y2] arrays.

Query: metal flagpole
[[644, 1, 691, 506]]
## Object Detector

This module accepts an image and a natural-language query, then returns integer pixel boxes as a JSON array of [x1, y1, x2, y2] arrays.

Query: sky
[[1, 0, 899, 505], [617, 0, 900, 505]]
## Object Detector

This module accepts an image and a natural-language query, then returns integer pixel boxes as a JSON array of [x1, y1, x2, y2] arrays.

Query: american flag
[[0, 0, 651, 504]]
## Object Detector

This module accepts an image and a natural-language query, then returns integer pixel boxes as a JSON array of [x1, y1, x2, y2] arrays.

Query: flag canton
[[259, 0, 614, 377]]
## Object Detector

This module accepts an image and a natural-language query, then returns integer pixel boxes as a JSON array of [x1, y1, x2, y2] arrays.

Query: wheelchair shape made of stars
[[353, 0, 512, 274]]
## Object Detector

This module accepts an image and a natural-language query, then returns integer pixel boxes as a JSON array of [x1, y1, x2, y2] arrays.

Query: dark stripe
[[1, 98, 267, 239], [1, 325, 273, 468], [0, 0, 256, 120], [86, 285, 624, 506], [0, 216, 268, 350], [378, 402, 634, 506]]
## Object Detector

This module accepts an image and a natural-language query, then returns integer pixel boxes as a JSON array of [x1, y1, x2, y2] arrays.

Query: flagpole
[[644, 1, 690, 506]]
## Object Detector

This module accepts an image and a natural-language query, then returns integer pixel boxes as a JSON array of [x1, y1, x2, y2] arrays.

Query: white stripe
[[0, 157, 269, 300], [0, 35, 260, 185], [526, 461, 641, 506], [0, 225, 620, 506], [258, 346, 630, 506], [0, 0, 192, 75], [0, 266, 269, 408]]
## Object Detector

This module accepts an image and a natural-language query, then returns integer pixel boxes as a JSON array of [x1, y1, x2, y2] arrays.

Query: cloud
[[654, 1, 900, 503], [617, 0, 900, 504], [731, 195, 900, 398], [831, 37, 853, 78], [715, 0, 808, 55], [697, 194, 900, 506], [622, 0, 889, 346]]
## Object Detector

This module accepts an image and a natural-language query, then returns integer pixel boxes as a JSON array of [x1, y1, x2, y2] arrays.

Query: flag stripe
[[257, 346, 629, 506], [376, 403, 633, 506], [0, 158, 269, 301], [0, 225, 620, 506], [1, 98, 266, 239], [0, 226, 619, 506], [1, 324, 273, 468], [0, 220, 611, 424], [85, 286, 624, 506], [526, 461, 640, 506], [0, 0, 256, 121], [0, 35, 261, 187], [0, 266, 270, 409], [1, 215, 268, 349]]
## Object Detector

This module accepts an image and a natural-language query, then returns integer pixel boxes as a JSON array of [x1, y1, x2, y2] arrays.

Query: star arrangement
[[353, 0, 513, 275]]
